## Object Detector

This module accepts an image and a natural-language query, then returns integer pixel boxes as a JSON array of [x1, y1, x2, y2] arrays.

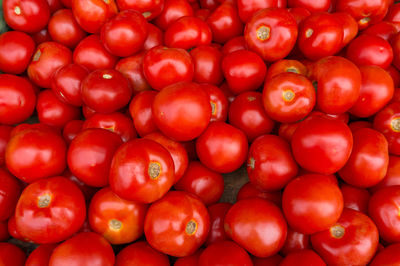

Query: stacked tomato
[[2, 0, 400, 265]]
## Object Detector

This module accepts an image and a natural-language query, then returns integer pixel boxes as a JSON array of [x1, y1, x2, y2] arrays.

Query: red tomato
[[291, 116, 353, 175], [25, 244, 57, 266], [282, 174, 344, 234], [196, 121, 248, 173], [190, 45, 223, 85], [333, 12, 358, 47], [237, 182, 282, 206], [369, 243, 400, 266], [349, 65, 394, 117], [340, 184, 371, 214], [115, 241, 170, 266], [68, 128, 122, 187], [373, 102, 400, 155], [6, 128, 67, 183], [62, 119, 84, 144], [221, 35, 246, 55], [288, 7, 311, 25], [110, 138, 175, 203], [288, 0, 330, 12], [199, 240, 253, 266], [0, 31, 35, 74], [27, 41, 72, 89], [224, 198, 287, 257], [280, 228, 310, 256], [200, 84, 228, 122], [81, 69, 132, 114], [363, 21, 398, 41], [116, 0, 164, 21], [129, 90, 158, 137], [348, 120, 373, 133], [278, 121, 301, 142], [154, 0, 194, 31], [143, 23, 163, 50], [32, 28, 52, 45], [174, 249, 203, 266], [0, 242, 26, 266], [389, 32, 400, 70], [143, 46, 194, 91], [0, 169, 21, 221], [0, 221, 8, 241], [237, 0, 278, 23], [48, 9, 87, 49], [280, 250, 326, 266], [263, 72, 315, 123], [49, 232, 115, 266], [0, 74, 36, 125], [387, 66, 400, 88], [368, 186, 400, 243], [266, 59, 308, 80], [311, 208, 379, 265], [144, 191, 210, 257], [372, 155, 400, 190], [3, 0, 50, 33], [244, 8, 298, 62], [205, 202, 231, 246], [15, 176, 86, 243], [62, 169, 98, 203], [252, 254, 283, 266], [228, 91, 275, 142], [152, 82, 211, 141]]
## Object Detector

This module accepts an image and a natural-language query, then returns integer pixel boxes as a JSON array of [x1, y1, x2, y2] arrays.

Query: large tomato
[[205, 202, 232, 246], [0, 168, 21, 221], [198, 241, 253, 266]]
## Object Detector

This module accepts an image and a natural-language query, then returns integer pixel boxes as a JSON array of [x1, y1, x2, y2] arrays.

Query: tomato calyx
[[186, 219, 198, 236], [256, 26, 271, 41], [330, 224, 345, 239], [283, 90, 295, 102], [148, 162, 161, 180], [143, 12, 151, 18]]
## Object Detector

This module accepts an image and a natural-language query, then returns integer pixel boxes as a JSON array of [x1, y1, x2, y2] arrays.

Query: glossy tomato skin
[[0, 242, 26, 266], [370, 243, 400, 265], [68, 128, 122, 187], [62, 119, 83, 144], [391, 32, 400, 70], [152, 82, 211, 141], [372, 155, 400, 190], [116, 0, 164, 21], [265, 59, 308, 80], [190, 45, 224, 85], [279, 250, 326, 266], [3, 0, 50, 33], [244, 8, 298, 62], [115, 241, 170, 266], [0, 74, 36, 125], [237, 182, 282, 206], [221, 35, 246, 55], [109, 139, 175, 203], [237, 0, 278, 23], [154, 0, 194, 31], [198, 240, 253, 266], [205, 202, 232, 246], [340, 184, 370, 214], [288, 7, 310, 25], [144, 191, 210, 257], [6, 128, 67, 183], [25, 244, 57, 266], [174, 249, 203, 266], [287, 0, 330, 12], [291, 116, 353, 174], [200, 84, 228, 122], [144, 23, 164, 50], [101, 10, 148, 57], [282, 174, 344, 234], [228, 92, 275, 142], [224, 198, 287, 257], [349, 65, 394, 117], [129, 90, 158, 137], [49, 232, 115, 266], [15, 176, 86, 243], [368, 186, 400, 243], [373, 102, 400, 155], [333, 12, 358, 47], [196, 121, 248, 173], [311, 208, 379, 266], [27, 41, 72, 89], [280, 228, 310, 256], [0, 31, 35, 74], [81, 69, 132, 114], [348, 120, 373, 133], [0, 169, 21, 221], [222, 50, 267, 95]]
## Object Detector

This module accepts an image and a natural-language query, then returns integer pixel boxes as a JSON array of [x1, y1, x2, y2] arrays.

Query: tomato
[[32, 28, 52, 45], [0, 242, 26, 266], [199, 240, 253, 266], [252, 254, 283, 266], [244, 8, 297, 62], [81, 69, 132, 114], [288, 7, 310, 25], [6, 128, 67, 183], [204, 202, 231, 246], [372, 155, 400, 190], [115, 51, 151, 95], [334, 12, 358, 48], [196, 121, 248, 173], [282, 174, 344, 234], [116, 0, 164, 21], [349, 65, 394, 117], [280, 250, 326, 266], [49, 232, 115, 266], [224, 198, 287, 257], [368, 185, 400, 243], [386, 3, 400, 29], [144, 191, 210, 257], [298, 13, 343, 61], [263, 72, 315, 123], [373, 102, 400, 155], [71, 0, 117, 33], [0, 74, 36, 125], [370, 243, 400, 266], [73, 35, 117, 71], [143, 46, 194, 91], [0, 169, 21, 221], [340, 184, 370, 214], [154, 0, 194, 31], [25, 244, 57, 266], [363, 21, 398, 41], [0, 220, 9, 241], [280, 228, 310, 256], [387, 66, 400, 88], [221, 35, 246, 55], [36, 89, 81, 128], [143, 23, 163, 50], [62, 119, 84, 144], [311, 208, 379, 265], [0, 31, 35, 74], [348, 120, 373, 133], [129, 90, 158, 137], [27, 41, 72, 89], [68, 128, 122, 187], [48, 9, 87, 49], [291, 116, 353, 175], [110, 138, 175, 203], [228, 91, 274, 142], [266, 59, 307, 80], [278, 121, 301, 142], [190, 46, 223, 85], [63, 169, 98, 203], [237, 182, 282, 206], [200, 84, 228, 122], [15, 176, 86, 243], [287, 0, 330, 12], [3, 0, 50, 33], [237, 0, 278, 23], [115, 241, 170, 266], [152, 82, 211, 141]]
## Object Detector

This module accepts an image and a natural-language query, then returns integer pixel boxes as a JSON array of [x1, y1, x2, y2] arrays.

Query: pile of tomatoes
[[2, 0, 400, 264]]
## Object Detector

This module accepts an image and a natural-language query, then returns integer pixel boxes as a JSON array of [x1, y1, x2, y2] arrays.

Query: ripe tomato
[[224, 198, 287, 257], [291, 116, 353, 175], [0, 242, 26, 266], [288, 0, 330, 12], [333, 12, 358, 47], [49, 232, 115, 266], [0, 31, 35, 74], [363, 21, 398, 41], [6, 128, 67, 183], [311, 208, 379, 265], [200, 84, 228, 122], [280, 228, 310, 256], [340, 184, 370, 214], [244, 8, 297, 62], [265, 59, 308, 80], [252, 254, 283, 265], [288, 7, 311, 25], [62, 119, 84, 144], [221, 35, 246, 55], [154, 0, 194, 31], [0, 74, 36, 125], [205, 202, 232, 246], [109, 138, 175, 203], [144, 23, 164, 50], [369, 243, 400, 266], [175, 249, 203, 266], [15, 176, 86, 243], [237, 182, 282, 206], [237, 0, 278, 23], [282, 174, 344, 234], [115, 241, 170, 266], [279, 250, 326, 266], [129, 90, 158, 137], [25, 244, 57, 266], [190, 45, 223, 85], [152, 82, 211, 141], [373, 102, 400, 155], [372, 155, 400, 190], [0, 169, 21, 221], [348, 120, 373, 133], [144, 191, 210, 257], [198, 241, 253, 266], [116, 0, 164, 21]]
